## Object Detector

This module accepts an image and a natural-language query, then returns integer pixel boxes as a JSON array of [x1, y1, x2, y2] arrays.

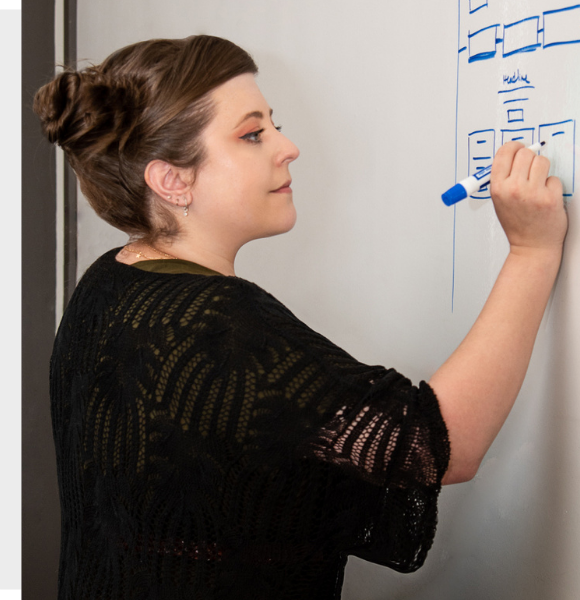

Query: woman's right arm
[[428, 142, 568, 485]]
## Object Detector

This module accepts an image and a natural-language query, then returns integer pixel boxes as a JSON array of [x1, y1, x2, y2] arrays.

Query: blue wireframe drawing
[[453, 0, 579, 310], [543, 4, 580, 48], [503, 17, 541, 56]]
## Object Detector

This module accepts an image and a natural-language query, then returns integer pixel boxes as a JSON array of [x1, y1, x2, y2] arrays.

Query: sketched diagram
[[457, 1, 579, 199]]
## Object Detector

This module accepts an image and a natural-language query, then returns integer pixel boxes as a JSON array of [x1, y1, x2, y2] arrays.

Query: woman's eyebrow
[[234, 108, 274, 129]]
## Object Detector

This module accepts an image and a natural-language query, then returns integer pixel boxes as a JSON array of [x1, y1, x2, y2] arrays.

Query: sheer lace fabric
[[50, 249, 450, 599]]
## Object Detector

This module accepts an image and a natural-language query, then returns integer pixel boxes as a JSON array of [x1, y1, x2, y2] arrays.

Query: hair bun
[[33, 70, 84, 146], [33, 68, 137, 150]]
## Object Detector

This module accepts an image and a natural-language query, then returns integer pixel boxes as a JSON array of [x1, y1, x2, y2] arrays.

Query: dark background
[[20, 0, 60, 600]]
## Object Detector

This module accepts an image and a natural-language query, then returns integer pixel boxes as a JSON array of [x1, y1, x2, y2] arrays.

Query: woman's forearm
[[431, 246, 563, 485]]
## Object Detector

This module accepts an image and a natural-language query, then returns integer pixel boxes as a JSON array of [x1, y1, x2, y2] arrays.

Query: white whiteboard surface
[[76, 1, 580, 598]]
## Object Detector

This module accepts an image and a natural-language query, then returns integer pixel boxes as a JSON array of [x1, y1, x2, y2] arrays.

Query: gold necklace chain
[[123, 242, 177, 260]]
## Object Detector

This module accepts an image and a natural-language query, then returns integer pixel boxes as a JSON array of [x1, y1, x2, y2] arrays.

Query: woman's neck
[[116, 238, 238, 277]]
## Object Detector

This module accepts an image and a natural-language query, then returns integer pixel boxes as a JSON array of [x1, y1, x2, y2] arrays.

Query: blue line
[[544, 40, 580, 48], [459, 46, 467, 53], [452, 204, 456, 312], [453, 0, 460, 313], [469, 2, 487, 15], [505, 15, 539, 29], [468, 23, 499, 37], [503, 98, 529, 104], [498, 86, 535, 93], [512, 136, 524, 141], [503, 45, 541, 57], [544, 4, 580, 16], [474, 156, 492, 160], [477, 140, 486, 144], [540, 119, 574, 128], [469, 128, 496, 136], [469, 51, 497, 63], [552, 131, 565, 136]]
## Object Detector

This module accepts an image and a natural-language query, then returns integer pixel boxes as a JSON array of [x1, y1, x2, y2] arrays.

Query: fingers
[[491, 141, 524, 181], [492, 142, 551, 189], [529, 154, 551, 187], [510, 145, 536, 181], [545, 175, 563, 199]]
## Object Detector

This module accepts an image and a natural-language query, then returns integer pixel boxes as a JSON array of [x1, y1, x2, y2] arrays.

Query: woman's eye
[[240, 129, 264, 143], [240, 125, 283, 144]]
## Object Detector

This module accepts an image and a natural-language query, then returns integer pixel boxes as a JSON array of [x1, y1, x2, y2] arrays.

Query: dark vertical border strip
[[22, 0, 60, 598], [64, 0, 77, 301]]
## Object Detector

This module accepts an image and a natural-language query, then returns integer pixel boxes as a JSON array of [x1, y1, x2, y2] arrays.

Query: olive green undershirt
[[133, 258, 222, 277]]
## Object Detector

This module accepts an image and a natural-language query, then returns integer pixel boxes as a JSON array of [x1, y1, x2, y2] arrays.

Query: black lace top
[[50, 248, 450, 600]]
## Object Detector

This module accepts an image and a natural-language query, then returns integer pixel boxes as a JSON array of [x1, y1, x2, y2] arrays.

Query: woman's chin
[[255, 210, 297, 241]]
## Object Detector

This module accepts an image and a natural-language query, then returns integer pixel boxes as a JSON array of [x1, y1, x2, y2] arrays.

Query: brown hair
[[33, 35, 258, 240]]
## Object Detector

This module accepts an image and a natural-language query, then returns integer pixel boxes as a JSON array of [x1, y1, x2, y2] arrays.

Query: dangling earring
[[183, 201, 190, 217]]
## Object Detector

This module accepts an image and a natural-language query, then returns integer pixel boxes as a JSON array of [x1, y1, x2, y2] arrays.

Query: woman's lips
[[271, 180, 292, 193]]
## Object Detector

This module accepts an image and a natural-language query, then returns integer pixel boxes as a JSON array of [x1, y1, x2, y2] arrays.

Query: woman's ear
[[144, 160, 193, 208]]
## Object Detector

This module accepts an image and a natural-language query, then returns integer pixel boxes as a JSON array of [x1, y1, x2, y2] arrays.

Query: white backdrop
[[75, 1, 580, 598]]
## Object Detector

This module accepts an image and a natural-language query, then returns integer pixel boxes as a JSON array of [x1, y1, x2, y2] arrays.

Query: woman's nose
[[277, 131, 300, 164]]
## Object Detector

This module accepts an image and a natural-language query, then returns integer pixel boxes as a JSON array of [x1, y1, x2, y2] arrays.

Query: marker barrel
[[442, 142, 544, 206]]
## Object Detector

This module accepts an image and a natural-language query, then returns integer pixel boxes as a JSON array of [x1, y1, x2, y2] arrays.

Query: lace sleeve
[[302, 373, 450, 571], [304, 372, 448, 489]]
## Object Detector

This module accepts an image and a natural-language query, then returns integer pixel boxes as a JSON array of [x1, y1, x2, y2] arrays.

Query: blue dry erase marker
[[442, 141, 545, 206]]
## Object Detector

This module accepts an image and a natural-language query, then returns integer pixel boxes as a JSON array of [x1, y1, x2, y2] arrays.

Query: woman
[[34, 35, 567, 599]]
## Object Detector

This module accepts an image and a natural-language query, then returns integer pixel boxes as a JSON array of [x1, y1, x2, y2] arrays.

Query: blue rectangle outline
[[468, 24, 499, 62], [538, 119, 575, 195], [503, 16, 540, 57], [468, 129, 495, 199], [543, 5, 580, 48], [507, 109, 524, 123], [501, 128, 535, 145]]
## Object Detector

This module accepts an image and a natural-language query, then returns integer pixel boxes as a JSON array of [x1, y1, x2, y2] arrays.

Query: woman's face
[[188, 73, 300, 249]]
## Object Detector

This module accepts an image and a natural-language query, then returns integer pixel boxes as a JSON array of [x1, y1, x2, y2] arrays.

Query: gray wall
[[73, 2, 580, 599]]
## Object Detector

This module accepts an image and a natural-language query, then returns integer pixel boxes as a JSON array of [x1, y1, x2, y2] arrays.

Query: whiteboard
[[75, 1, 580, 598]]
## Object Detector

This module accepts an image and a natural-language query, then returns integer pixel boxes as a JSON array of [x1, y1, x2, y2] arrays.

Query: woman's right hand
[[490, 141, 568, 255]]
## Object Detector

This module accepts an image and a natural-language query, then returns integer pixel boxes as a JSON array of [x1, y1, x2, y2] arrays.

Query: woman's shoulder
[[72, 247, 287, 322]]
